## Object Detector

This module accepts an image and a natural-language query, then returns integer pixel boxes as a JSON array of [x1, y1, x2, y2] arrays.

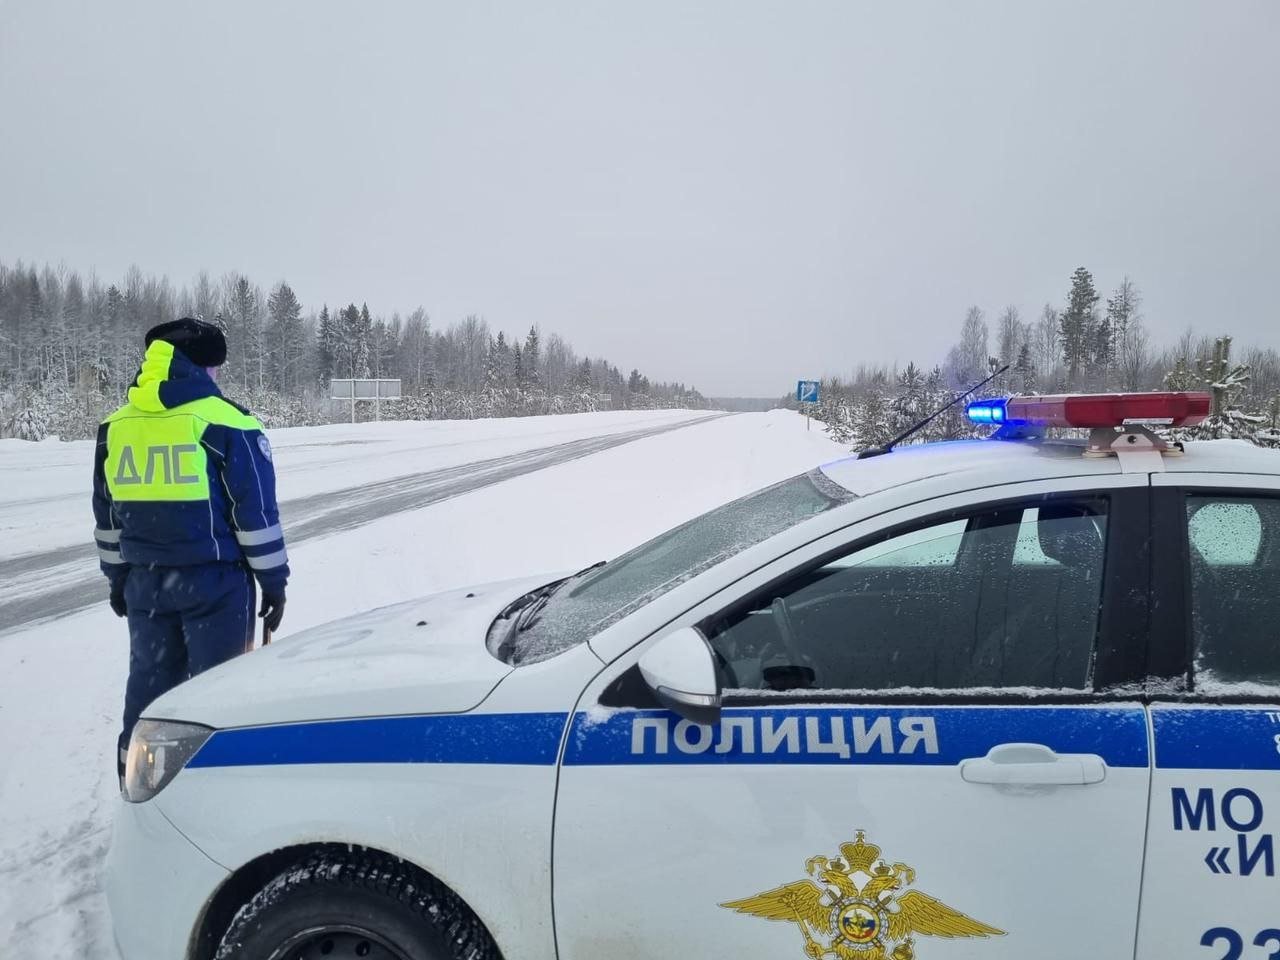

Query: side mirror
[[638, 626, 721, 725]]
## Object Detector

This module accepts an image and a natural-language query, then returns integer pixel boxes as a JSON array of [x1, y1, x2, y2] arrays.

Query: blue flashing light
[[966, 399, 1008, 425]]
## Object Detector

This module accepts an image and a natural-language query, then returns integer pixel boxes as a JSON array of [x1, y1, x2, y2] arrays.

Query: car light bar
[[966, 391, 1211, 429]]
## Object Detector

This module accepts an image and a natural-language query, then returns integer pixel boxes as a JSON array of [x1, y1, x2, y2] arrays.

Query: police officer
[[92, 318, 289, 782]]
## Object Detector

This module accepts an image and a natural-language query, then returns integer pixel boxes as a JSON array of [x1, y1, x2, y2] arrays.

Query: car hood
[[145, 574, 554, 729]]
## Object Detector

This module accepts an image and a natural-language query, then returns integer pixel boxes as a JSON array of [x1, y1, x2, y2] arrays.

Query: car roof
[[819, 436, 1280, 499]]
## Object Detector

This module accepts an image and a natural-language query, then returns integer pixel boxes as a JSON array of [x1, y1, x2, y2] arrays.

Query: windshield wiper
[[518, 559, 606, 632], [516, 592, 553, 631], [517, 560, 607, 633], [492, 561, 608, 662]]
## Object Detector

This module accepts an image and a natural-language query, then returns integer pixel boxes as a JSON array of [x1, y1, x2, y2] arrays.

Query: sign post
[[330, 379, 403, 424], [796, 379, 820, 431]]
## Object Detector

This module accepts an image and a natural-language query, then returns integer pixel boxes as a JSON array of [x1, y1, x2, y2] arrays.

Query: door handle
[[960, 742, 1106, 785]]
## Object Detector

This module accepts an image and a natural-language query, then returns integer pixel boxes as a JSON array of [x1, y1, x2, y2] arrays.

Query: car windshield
[[493, 469, 854, 665]]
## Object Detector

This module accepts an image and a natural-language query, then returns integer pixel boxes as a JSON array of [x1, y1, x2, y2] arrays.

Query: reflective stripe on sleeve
[[234, 523, 283, 547], [99, 547, 127, 565], [245, 548, 288, 572], [95, 528, 122, 543]]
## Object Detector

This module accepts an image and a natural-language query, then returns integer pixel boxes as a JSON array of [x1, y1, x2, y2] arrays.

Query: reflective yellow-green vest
[[92, 340, 289, 591]]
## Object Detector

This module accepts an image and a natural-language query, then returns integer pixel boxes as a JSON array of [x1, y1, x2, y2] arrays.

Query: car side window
[[1186, 494, 1280, 689], [705, 497, 1109, 694]]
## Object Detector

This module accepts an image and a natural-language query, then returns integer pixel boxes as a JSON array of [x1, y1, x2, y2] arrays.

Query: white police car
[[109, 392, 1280, 960]]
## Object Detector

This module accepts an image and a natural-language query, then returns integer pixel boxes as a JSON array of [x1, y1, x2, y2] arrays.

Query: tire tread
[[215, 849, 501, 960]]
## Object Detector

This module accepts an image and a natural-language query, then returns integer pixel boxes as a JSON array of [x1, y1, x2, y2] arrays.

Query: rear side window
[[1186, 495, 1280, 689], [706, 497, 1109, 694]]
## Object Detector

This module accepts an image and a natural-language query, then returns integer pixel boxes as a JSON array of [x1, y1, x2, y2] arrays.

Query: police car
[[109, 392, 1280, 960]]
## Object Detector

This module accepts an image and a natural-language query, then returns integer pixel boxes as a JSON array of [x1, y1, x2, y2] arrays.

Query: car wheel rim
[[269, 924, 415, 960]]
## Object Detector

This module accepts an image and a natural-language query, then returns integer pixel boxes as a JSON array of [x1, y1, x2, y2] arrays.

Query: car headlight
[[124, 719, 213, 803]]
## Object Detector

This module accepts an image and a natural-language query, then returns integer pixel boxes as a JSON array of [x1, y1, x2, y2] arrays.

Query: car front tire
[[214, 852, 499, 960]]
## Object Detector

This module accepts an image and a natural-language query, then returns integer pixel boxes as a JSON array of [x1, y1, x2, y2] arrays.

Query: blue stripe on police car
[[1154, 709, 1280, 771], [564, 705, 1150, 767], [184, 705, 1153, 770]]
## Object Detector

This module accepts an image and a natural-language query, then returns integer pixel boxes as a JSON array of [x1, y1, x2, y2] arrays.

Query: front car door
[[554, 476, 1153, 960], [1138, 474, 1280, 960]]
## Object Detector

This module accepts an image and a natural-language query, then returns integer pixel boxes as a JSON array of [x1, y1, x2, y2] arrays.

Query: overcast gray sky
[[1, 1, 1277, 395]]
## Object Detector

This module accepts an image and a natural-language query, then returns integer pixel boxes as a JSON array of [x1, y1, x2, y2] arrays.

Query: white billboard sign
[[329, 379, 402, 421]]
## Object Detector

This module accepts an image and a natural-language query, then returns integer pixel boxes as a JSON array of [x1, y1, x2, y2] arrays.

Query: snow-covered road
[[0, 408, 844, 958], [0, 412, 725, 631]]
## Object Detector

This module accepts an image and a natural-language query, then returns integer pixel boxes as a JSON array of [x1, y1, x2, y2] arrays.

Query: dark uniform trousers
[[117, 562, 256, 763]]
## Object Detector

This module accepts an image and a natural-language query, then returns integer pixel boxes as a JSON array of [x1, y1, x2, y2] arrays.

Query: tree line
[[796, 267, 1280, 448], [0, 261, 708, 440]]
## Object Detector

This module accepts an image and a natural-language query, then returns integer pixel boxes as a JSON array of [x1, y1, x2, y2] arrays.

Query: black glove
[[109, 584, 127, 618], [258, 591, 286, 633]]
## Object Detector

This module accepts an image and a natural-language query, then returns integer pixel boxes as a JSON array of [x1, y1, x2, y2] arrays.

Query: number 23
[[1203, 928, 1280, 960]]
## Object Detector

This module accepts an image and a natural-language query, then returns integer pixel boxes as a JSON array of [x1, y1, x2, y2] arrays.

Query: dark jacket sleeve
[[92, 423, 128, 589], [205, 420, 290, 595]]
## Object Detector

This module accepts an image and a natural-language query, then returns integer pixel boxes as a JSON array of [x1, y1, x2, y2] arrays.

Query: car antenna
[[856, 363, 1011, 460]]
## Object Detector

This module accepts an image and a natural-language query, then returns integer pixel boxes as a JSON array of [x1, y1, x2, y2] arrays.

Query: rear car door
[[554, 478, 1153, 960], [1139, 475, 1280, 960]]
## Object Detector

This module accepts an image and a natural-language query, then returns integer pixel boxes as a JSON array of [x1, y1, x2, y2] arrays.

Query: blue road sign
[[797, 380, 820, 403]]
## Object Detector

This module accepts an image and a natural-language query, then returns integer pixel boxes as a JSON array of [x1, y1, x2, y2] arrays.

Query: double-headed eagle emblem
[[720, 831, 1004, 960]]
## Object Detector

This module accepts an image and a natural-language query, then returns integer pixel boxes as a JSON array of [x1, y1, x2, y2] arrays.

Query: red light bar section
[[1004, 392, 1211, 428]]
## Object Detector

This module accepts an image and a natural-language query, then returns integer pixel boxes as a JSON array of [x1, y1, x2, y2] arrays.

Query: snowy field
[[0, 408, 844, 958]]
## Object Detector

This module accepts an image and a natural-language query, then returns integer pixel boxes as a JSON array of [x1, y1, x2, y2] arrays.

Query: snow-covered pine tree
[[889, 362, 929, 442], [521, 326, 543, 413], [479, 334, 507, 417], [922, 365, 969, 441], [1164, 357, 1195, 391], [384, 314, 402, 381], [104, 284, 126, 391], [316, 305, 339, 388], [4, 390, 48, 440], [335, 304, 368, 379], [812, 379, 854, 444], [369, 318, 390, 378], [1014, 343, 1036, 393], [354, 304, 373, 378], [1092, 313, 1114, 382], [1059, 267, 1099, 387], [1105, 277, 1140, 348], [849, 372, 894, 450], [510, 342, 524, 410], [337, 305, 357, 378], [486, 332, 507, 389], [223, 275, 264, 390], [267, 282, 305, 394]]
